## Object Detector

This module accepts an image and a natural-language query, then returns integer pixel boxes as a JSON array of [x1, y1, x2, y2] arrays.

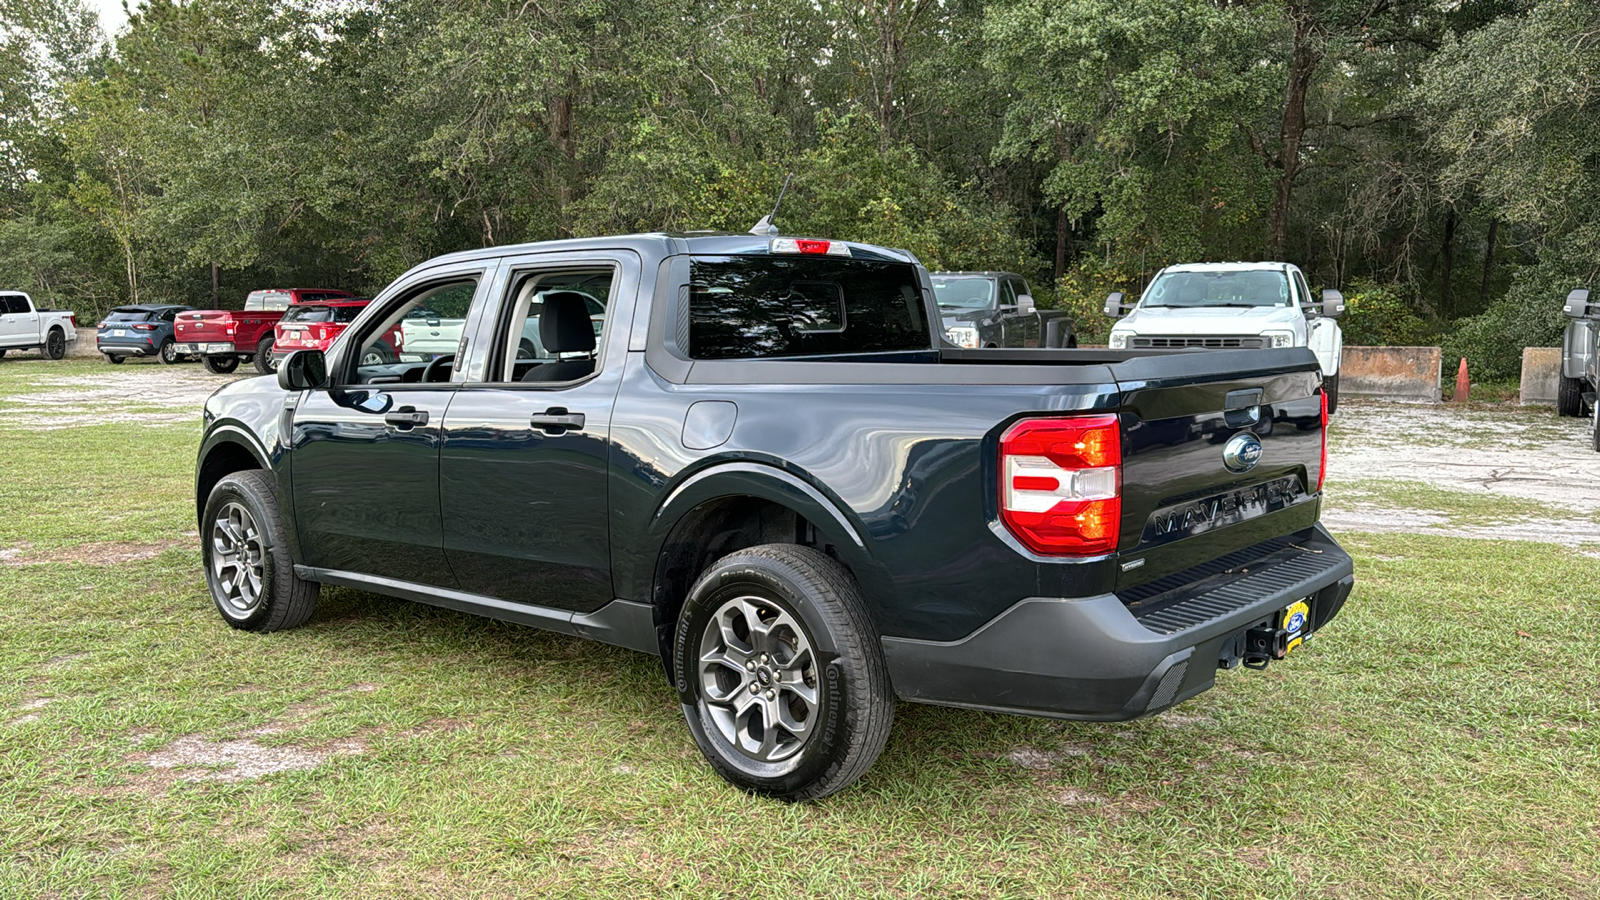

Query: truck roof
[[414, 232, 919, 273]]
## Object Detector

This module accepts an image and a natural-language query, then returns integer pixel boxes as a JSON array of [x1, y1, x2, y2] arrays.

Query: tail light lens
[[999, 415, 1121, 556], [132, 323, 156, 331], [1317, 389, 1328, 492], [69, 315, 78, 327]]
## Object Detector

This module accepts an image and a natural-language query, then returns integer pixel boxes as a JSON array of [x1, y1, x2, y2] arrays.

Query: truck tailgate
[[1107, 348, 1324, 590], [176, 311, 235, 347]]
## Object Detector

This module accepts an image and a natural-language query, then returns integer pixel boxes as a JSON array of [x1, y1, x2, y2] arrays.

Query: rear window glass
[[281, 305, 363, 324], [245, 291, 292, 311], [105, 308, 150, 323], [687, 257, 930, 360]]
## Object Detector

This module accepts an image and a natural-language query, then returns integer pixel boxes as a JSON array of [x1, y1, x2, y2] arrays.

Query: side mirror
[[1564, 288, 1592, 319], [1104, 292, 1126, 318], [277, 349, 327, 391], [1321, 289, 1345, 318], [1016, 294, 1036, 315]]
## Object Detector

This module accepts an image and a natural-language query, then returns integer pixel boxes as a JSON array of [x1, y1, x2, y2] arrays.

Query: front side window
[[2, 296, 28, 314], [347, 278, 478, 381], [688, 256, 930, 360], [1000, 279, 1018, 307], [1141, 271, 1291, 309]]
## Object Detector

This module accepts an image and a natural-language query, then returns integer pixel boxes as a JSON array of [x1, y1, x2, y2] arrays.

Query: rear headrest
[[539, 291, 597, 354]]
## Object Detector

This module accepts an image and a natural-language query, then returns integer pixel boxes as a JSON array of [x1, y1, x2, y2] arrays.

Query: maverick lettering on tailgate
[[1142, 477, 1305, 546]]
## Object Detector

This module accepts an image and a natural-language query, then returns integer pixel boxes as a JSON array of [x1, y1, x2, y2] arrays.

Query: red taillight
[[316, 326, 328, 340], [132, 323, 156, 331], [69, 315, 78, 328], [1317, 389, 1328, 493], [998, 415, 1121, 556]]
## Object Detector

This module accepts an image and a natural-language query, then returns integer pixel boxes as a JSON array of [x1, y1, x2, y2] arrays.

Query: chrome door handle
[[530, 408, 584, 433]]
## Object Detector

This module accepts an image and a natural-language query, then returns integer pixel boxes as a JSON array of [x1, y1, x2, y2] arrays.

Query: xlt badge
[[1222, 432, 1263, 473]]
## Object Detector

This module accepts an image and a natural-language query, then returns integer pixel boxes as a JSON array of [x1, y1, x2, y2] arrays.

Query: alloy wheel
[[697, 594, 820, 763], [211, 501, 266, 617]]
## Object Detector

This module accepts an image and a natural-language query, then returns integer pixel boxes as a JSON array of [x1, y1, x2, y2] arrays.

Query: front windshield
[[1141, 271, 1291, 309], [931, 276, 994, 310]]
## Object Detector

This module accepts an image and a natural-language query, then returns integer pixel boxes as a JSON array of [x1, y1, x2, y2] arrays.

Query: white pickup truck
[[0, 291, 79, 360], [1104, 262, 1346, 411]]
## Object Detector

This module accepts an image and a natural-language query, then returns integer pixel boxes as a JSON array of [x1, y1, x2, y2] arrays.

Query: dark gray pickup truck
[[933, 271, 1076, 349], [195, 231, 1353, 799]]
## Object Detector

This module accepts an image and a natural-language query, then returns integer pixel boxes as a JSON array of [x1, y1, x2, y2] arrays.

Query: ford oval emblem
[[1223, 432, 1263, 473]]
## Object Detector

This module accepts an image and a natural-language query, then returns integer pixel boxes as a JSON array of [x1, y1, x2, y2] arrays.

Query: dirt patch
[[134, 734, 367, 782], [1325, 400, 1600, 543], [1, 540, 187, 567], [0, 367, 248, 429]]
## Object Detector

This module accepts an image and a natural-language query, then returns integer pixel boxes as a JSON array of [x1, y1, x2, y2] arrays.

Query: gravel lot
[[0, 364, 248, 429]]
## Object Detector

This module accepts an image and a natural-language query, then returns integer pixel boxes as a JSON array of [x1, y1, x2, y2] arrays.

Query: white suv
[[1104, 262, 1346, 411]]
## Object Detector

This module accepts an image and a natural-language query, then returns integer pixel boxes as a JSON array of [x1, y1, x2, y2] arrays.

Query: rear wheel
[[157, 338, 179, 365], [42, 328, 65, 360], [105, 353, 125, 364], [253, 336, 276, 374], [359, 345, 397, 366], [674, 543, 894, 801], [1325, 374, 1340, 415], [203, 355, 240, 375], [202, 470, 318, 632], [1558, 375, 1585, 417], [1591, 398, 1600, 453], [0, 348, 7, 358]]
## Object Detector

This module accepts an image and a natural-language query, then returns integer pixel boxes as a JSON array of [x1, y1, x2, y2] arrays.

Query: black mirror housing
[[1321, 289, 1345, 318], [277, 349, 327, 391], [1565, 288, 1592, 319], [1104, 292, 1126, 318]]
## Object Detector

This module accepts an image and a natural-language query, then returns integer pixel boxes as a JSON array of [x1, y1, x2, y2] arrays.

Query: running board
[[293, 565, 658, 654]]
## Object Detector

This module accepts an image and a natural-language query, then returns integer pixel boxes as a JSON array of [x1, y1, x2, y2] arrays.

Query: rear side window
[[245, 291, 292, 311], [687, 256, 930, 360], [105, 308, 150, 323], [1, 295, 28, 314]]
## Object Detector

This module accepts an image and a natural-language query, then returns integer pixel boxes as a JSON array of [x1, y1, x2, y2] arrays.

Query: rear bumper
[[174, 342, 243, 355], [882, 524, 1354, 720], [98, 339, 156, 355]]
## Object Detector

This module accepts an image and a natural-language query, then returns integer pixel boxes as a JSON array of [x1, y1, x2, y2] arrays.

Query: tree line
[[1, 0, 1595, 377]]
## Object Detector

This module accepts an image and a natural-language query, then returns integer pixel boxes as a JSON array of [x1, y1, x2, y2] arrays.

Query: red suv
[[177, 288, 355, 375], [270, 299, 402, 367]]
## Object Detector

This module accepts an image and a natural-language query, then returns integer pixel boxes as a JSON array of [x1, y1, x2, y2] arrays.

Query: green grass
[[2, 395, 1598, 897], [1333, 478, 1599, 526]]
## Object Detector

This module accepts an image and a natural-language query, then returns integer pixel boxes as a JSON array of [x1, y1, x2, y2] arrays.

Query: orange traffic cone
[[1454, 357, 1469, 403]]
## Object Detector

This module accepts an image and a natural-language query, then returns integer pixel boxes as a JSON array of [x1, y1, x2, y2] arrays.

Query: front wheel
[[674, 543, 893, 801], [203, 355, 240, 375], [1558, 375, 1585, 417], [1325, 374, 1340, 415], [42, 328, 65, 360], [201, 470, 318, 632], [253, 336, 276, 374]]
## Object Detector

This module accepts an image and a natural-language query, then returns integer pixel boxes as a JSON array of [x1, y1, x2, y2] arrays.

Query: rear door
[[437, 250, 638, 612], [289, 266, 493, 588], [1108, 349, 1325, 589]]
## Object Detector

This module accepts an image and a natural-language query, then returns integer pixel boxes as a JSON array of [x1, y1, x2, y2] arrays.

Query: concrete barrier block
[[1520, 347, 1561, 405], [1340, 346, 1441, 402]]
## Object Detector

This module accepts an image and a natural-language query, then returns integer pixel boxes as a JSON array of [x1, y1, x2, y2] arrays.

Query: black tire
[[1558, 375, 1585, 417], [1325, 374, 1340, 415], [42, 328, 66, 360], [359, 345, 398, 366], [201, 470, 318, 632], [105, 353, 125, 364], [673, 543, 894, 801], [1591, 400, 1600, 453], [203, 354, 240, 375], [253, 336, 276, 374], [157, 338, 179, 365], [0, 348, 8, 358]]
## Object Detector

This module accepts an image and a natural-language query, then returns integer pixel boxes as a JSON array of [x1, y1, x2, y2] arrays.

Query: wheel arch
[[196, 429, 271, 527], [639, 462, 881, 679]]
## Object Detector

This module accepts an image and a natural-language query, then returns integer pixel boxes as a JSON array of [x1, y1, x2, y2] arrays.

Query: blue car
[[97, 304, 193, 364]]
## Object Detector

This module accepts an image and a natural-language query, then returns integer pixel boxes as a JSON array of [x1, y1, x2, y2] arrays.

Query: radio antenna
[[748, 173, 793, 236]]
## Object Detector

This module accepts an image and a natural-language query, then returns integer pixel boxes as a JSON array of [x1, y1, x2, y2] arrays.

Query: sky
[[87, 0, 130, 37]]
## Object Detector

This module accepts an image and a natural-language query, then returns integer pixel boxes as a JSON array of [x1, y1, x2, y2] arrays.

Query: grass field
[[2, 359, 1597, 898]]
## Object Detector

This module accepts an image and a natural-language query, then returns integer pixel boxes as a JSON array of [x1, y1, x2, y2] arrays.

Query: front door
[[0, 295, 30, 347], [439, 254, 636, 613], [289, 270, 490, 588]]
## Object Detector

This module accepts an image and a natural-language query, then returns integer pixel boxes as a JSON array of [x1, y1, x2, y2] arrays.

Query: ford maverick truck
[[195, 232, 1354, 800]]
